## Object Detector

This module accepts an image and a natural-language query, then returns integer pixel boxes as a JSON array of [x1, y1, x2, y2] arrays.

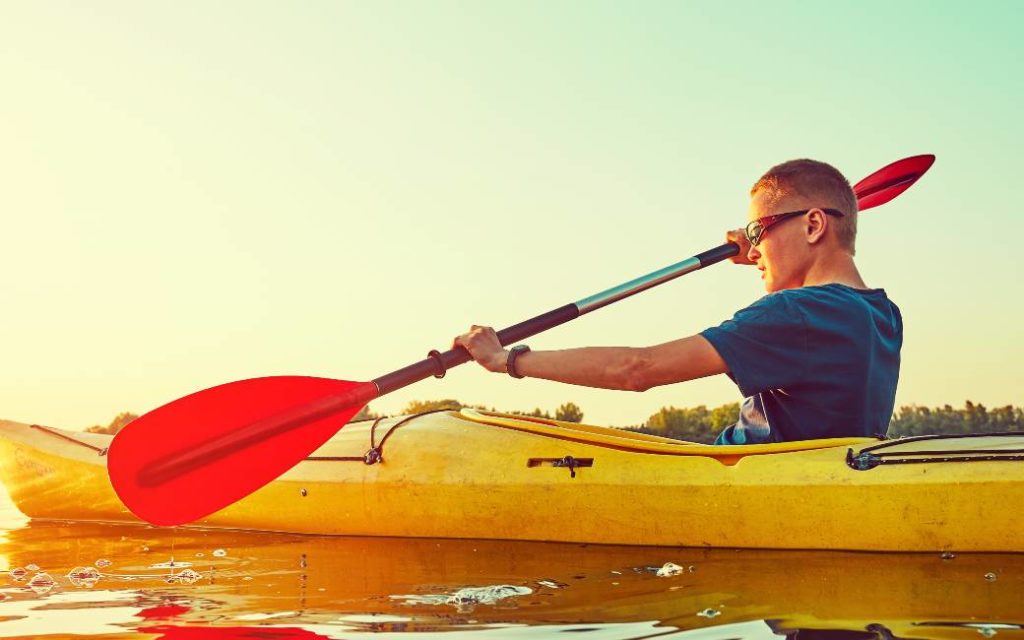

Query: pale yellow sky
[[3, 2, 1022, 429]]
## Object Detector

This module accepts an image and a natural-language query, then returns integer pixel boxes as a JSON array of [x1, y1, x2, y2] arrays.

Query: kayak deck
[[1, 413, 1022, 551]]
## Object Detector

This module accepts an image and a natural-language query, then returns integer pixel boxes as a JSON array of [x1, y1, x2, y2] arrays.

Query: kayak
[[1, 410, 1022, 551]]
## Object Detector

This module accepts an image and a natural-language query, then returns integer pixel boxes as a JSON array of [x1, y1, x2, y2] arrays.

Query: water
[[1, 488, 1022, 640]]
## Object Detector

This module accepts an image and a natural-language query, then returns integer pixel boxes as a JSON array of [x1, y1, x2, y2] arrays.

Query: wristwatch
[[506, 345, 531, 379]]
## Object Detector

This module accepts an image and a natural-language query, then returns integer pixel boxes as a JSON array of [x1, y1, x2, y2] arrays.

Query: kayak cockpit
[[456, 409, 876, 463]]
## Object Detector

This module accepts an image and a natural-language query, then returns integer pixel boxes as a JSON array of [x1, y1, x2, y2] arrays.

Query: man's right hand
[[453, 325, 508, 373], [726, 229, 757, 265]]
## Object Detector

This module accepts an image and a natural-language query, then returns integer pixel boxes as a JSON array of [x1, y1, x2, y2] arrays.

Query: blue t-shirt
[[700, 284, 902, 445]]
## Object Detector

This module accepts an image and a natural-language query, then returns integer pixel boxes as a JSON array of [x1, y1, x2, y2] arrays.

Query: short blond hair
[[751, 159, 858, 253]]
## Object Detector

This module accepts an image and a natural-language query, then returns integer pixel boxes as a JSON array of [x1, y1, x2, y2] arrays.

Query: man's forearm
[[454, 326, 729, 392], [512, 347, 652, 391]]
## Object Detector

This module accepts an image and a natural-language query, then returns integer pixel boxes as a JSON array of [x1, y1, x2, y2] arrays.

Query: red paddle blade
[[108, 376, 377, 526], [854, 154, 935, 211]]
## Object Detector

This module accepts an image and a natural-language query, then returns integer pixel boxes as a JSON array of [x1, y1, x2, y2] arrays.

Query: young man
[[454, 159, 902, 444]]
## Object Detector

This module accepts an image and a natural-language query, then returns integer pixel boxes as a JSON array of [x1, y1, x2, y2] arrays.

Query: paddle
[[108, 154, 935, 526]]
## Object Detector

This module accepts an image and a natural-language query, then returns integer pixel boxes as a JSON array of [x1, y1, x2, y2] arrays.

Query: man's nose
[[747, 243, 760, 262]]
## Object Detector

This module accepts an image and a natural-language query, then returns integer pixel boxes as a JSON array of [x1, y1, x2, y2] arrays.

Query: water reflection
[[0, 520, 1020, 639]]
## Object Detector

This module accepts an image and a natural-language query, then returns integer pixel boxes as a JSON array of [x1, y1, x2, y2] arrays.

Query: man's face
[[746, 189, 811, 293]]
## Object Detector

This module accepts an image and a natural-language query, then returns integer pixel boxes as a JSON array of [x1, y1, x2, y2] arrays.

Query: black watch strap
[[507, 345, 531, 379]]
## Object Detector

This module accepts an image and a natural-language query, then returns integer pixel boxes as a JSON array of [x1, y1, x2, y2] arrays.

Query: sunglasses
[[744, 208, 845, 247]]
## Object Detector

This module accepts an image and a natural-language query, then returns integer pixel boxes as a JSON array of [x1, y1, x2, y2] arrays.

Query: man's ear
[[806, 208, 828, 245]]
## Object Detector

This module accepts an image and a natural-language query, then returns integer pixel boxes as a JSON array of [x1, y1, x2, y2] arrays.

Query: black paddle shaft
[[372, 242, 739, 395]]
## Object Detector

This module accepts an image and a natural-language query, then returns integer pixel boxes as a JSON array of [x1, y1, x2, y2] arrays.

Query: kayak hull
[[1, 412, 1021, 551]]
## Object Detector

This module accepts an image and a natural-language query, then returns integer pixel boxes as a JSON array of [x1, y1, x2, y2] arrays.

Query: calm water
[[0, 487, 1022, 640]]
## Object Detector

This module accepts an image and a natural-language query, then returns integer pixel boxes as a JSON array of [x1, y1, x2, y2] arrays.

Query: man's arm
[[454, 326, 728, 392]]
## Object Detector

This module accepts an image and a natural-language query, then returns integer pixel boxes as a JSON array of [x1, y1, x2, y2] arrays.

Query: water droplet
[[177, 569, 202, 585], [67, 566, 101, 588], [656, 562, 683, 577], [688, 565, 697, 573], [25, 564, 40, 571], [212, 549, 227, 557], [195, 553, 205, 558], [8, 567, 27, 581], [150, 560, 192, 569], [941, 552, 956, 560], [697, 608, 721, 618], [979, 627, 997, 638], [141, 546, 150, 553], [985, 572, 997, 582], [28, 572, 56, 595], [536, 579, 567, 589], [95, 559, 112, 569]]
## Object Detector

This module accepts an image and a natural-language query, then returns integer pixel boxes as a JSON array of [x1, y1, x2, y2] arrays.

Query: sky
[[2, 1, 1022, 430]]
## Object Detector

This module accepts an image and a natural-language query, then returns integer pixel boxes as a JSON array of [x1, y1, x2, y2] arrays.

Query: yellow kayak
[[1, 410, 1022, 551]]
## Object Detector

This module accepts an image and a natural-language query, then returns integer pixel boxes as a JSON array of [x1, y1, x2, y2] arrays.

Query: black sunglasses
[[744, 208, 845, 247]]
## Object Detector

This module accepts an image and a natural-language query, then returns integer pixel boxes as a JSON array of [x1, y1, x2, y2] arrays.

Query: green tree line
[[85, 411, 140, 435], [355, 399, 584, 423], [624, 403, 740, 444], [84, 401, 586, 435], [888, 401, 1024, 437], [86, 400, 1024, 440], [625, 400, 1024, 443]]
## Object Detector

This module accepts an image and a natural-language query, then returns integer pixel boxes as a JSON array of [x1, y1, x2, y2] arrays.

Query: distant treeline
[[627, 400, 1024, 443], [85, 411, 139, 435], [888, 401, 1024, 437], [353, 399, 585, 423], [624, 403, 740, 444], [83, 400, 586, 435], [86, 400, 1024, 441]]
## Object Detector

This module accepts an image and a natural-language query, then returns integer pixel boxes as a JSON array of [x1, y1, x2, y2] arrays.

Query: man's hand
[[453, 325, 508, 373], [726, 228, 757, 265]]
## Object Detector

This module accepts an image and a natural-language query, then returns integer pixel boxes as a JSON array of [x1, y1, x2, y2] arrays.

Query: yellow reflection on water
[[2, 461, 1024, 640], [0, 487, 28, 574], [0, 519, 1022, 640]]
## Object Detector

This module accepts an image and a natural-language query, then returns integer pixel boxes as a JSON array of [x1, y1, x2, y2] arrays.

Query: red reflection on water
[[137, 604, 192, 619], [141, 626, 329, 639]]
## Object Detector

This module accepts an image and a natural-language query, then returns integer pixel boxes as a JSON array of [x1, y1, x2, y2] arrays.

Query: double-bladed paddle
[[108, 154, 935, 526]]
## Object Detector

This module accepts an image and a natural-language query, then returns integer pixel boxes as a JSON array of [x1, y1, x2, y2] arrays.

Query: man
[[454, 159, 902, 444]]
